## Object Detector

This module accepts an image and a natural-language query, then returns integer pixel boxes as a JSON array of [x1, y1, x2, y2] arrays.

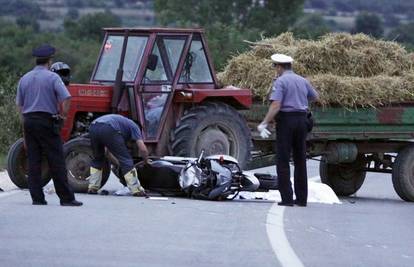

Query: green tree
[[205, 22, 259, 70], [354, 12, 384, 38], [0, 18, 102, 82], [64, 11, 121, 41], [154, 0, 305, 70], [66, 8, 80, 20], [155, 0, 304, 36], [388, 22, 414, 49], [0, 0, 46, 19], [16, 16, 40, 32], [291, 13, 332, 39], [0, 69, 21, 154]]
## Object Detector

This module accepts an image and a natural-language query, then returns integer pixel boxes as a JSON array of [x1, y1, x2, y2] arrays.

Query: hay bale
[[219, 52, 275, 100], [218, 32, 414, 107], [240, 32, 412, 77], [309, 74, 414, 108]]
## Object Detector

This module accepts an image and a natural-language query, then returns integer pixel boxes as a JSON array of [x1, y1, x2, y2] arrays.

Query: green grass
[[0, 154, 6, 171]]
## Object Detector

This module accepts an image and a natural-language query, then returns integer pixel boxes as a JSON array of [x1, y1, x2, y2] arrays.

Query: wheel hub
[[196, 128, 230, 156], [66, 152, 91, 181]]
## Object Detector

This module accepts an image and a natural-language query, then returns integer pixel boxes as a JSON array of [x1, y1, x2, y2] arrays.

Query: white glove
[[257, 123, 271, 139]]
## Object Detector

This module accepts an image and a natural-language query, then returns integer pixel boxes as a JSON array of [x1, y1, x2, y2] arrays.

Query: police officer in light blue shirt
[[258, 54, 318, 207], [16, 44, 82, 206]]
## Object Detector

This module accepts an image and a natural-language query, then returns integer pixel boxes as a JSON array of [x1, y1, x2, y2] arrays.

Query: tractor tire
[[320, 155, 366, 196], [392, 146, 414, 202], [171, 102, 252, 168], [6, 138, 51, 188], [63, 137, 110, 193]]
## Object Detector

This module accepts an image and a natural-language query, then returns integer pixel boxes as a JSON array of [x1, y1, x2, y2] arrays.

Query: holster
[[306, 111, 314, 132], [52, 115, 64, 135]]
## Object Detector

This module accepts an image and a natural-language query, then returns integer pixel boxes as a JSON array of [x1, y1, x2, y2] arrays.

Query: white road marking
[[266, 204, 305, 267], [0, 190, 21, 199]]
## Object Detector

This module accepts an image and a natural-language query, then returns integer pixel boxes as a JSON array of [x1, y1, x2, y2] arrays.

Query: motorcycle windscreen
[[179, 162, 203, 189]]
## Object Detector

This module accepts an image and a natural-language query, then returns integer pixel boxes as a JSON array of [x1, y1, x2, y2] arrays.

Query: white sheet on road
[[239, 179, 341, 204], [0, 171, 17, 191]]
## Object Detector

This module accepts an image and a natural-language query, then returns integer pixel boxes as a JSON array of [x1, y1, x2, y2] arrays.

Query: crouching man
[[87, 114, 149, 196]]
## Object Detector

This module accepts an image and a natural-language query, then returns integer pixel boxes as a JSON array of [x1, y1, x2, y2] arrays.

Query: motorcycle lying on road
[[112, 151, 278, 200]]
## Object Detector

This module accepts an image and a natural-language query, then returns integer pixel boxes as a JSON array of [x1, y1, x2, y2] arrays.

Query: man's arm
[[16, 105, 27, 150], [306, 80, 319, 103], [262, 100, 281, 125], [54, 75, 71, 119], [136, 140, 150, 164], [16, 105, 23, 122], [60, 98, 71, 119]]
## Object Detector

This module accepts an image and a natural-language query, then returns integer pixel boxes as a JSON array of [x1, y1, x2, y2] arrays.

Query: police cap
[[270, 53, 294, 64], [32, 44, 56, 58]]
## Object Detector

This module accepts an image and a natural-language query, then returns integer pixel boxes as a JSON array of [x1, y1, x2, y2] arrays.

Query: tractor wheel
[[392, 146, 414, 202], [320, 155, 366, 196], [63, 137, 110, 193], [171, 102, 252, 168], [6, 138, 51, 188]]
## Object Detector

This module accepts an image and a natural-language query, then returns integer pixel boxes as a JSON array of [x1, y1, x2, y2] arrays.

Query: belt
[[278, 111, 307, 116], [23, 112, 53, 119]]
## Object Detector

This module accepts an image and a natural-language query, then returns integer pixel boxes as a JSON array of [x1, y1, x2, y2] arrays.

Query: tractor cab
[[90, 28, 219, 140]]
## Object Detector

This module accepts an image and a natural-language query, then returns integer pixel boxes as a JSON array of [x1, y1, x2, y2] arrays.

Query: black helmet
[[51, 61, 71, 85]]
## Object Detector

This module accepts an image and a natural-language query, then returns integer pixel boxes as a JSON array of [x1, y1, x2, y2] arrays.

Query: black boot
[[32, 200, 48, 205], [60, 199, 83, 206]]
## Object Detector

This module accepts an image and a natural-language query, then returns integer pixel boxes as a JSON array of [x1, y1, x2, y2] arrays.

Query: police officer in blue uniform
[[16, 44, 82, 206], [258, 54, 318, 207], [87, 114, 150, 196]]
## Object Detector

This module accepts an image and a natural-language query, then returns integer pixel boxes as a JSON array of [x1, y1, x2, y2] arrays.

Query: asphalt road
[[1, 160, 413, 267]]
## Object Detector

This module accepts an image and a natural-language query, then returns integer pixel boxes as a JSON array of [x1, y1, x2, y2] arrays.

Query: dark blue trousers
[[23, 113, 74, 203], [275, 112, 308, 204], [89, 123, 133, 176]]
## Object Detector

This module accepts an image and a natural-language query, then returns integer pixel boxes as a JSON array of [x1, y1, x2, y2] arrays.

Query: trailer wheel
[[171, 102, 252, 168], [320, 155, 366, 196], [6, 138, 51, 188], [63, 137, 110, 193], [392, 146, 414, 202]]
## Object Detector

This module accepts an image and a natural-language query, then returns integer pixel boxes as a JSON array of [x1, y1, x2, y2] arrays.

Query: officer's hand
[[257, 123, 271, 139]]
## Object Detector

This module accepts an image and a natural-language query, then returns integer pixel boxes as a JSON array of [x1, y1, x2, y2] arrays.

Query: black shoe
[[278, 201, 294, 207], [32, 200, 47, 205], [294, 200, 307, 207], [60, 200, 83, 206]]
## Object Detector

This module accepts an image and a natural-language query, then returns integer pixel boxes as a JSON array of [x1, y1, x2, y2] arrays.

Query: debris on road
[[114, 186, 132, 196], [148, 197, 168, 201]]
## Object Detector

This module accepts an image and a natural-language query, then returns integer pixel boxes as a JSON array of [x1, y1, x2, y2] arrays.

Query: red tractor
[[7, 28, 253, 192]]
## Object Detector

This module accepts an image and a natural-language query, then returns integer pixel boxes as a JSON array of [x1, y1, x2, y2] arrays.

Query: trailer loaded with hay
[[220, 32, 414, 201]]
